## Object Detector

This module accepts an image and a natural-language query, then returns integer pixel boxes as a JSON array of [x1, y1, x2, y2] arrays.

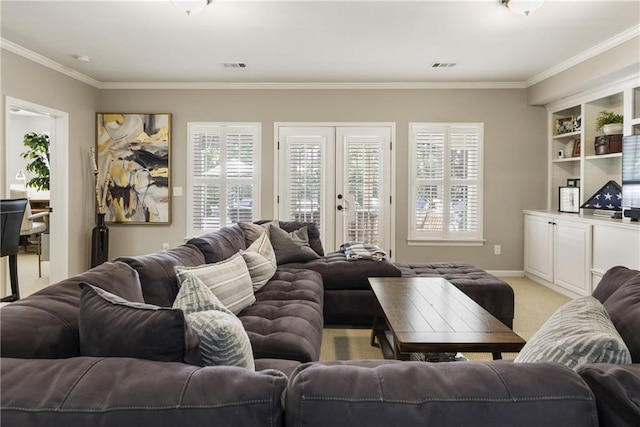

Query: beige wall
[[528, 37, 640, 106], [99, 88, 547, 270], [2, 48, 550, 277], [1, 50, 100, 277]]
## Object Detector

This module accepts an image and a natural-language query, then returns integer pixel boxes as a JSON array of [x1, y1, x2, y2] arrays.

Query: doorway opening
[[4, 97, 69, 298]]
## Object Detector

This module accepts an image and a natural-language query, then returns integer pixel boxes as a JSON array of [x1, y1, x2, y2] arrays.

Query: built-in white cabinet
[[525, 210, 640, 298], [592, 223, 640, 288], [524, 212, 591, 298]]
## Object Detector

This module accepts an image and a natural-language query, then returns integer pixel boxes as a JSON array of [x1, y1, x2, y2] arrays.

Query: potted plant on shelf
[[21, 132, 50, 191], [595, 110, 623, 135]]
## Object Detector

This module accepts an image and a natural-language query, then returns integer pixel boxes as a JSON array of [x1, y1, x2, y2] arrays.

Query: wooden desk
[[369, 277, 526, 360]]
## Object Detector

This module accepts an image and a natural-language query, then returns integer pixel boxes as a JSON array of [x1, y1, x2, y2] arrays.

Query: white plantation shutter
[[345, 141, 382, 246], [409, 123, 483, 242], [187, 123, 260, 237]]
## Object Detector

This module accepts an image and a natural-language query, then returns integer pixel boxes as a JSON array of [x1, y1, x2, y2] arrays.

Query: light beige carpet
[[320, 276, 571, 362]]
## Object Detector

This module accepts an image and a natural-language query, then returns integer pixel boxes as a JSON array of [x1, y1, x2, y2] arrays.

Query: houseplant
[[21, 132, 50, 191], [595, 110, 623, 135]]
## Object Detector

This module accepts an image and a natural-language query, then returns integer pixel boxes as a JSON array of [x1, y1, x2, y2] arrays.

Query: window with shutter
[[409, 123, 483, 244], [187, 123, 260, 237]]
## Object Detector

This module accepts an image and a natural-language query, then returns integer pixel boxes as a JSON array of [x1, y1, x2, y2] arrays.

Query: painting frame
[[95, 113, 172, 224]]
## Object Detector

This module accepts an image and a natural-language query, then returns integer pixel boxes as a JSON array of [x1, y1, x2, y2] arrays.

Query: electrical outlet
[[494, 245, 501, 255], [162, 243, 170, 251]]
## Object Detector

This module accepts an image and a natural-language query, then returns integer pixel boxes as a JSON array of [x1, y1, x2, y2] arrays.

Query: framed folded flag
[[580, 181, 622, 211]]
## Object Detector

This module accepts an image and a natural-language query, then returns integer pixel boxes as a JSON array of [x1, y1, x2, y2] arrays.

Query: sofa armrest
[[577, 363, 640, 427], [286, 360, 597, 427], [1, 357, 287, 427]]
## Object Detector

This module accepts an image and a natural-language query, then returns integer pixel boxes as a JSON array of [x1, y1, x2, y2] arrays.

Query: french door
[[276, 124, 393, 255]]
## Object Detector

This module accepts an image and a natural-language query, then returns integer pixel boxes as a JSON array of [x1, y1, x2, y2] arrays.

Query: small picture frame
[[555, 116, 574, 135], [559, 186, 580, 213], [573, 115, 582, 132], [572, 139, 581, 157], [566, 178, 581, 187]]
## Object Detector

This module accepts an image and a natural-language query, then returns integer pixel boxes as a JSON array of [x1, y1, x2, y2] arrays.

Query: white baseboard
[[487, 270, 525, 277]]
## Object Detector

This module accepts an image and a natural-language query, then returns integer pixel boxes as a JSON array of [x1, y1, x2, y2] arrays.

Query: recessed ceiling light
[[73, 55, 91, 63]]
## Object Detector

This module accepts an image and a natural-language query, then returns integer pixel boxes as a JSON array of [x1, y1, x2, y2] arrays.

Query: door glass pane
[[288, 143, 322, 225], [346, 142, 380, 245]]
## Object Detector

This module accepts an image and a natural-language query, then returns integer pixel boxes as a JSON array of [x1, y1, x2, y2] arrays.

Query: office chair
[[1, 198, 28, 302]]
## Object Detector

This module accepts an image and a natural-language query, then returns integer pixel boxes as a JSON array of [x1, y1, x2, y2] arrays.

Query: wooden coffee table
[[369, 277, 526, 360]]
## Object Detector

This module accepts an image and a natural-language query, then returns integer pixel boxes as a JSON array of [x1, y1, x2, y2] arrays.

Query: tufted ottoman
[[239, 268, 324, 363], [393, 262, 515, 328]]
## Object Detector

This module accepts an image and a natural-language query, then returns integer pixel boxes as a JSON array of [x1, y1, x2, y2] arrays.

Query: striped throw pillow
[[241, 231, 277, 291], [514, 296, 631, 369], [173, 275, 254, 370], [175, 252, 255, 315]]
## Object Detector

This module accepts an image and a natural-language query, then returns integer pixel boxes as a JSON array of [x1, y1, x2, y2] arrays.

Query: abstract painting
[[96, 113, 171, 224]]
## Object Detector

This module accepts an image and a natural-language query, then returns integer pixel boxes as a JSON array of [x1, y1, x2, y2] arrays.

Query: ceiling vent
[[221, 62, 247, 68], [431, 62, 457, 68]]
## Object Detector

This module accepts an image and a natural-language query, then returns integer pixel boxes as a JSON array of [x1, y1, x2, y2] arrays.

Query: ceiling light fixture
[[502, 0, 544, 16], [172, 0, 212, 15], [73, 55, 91, 63]]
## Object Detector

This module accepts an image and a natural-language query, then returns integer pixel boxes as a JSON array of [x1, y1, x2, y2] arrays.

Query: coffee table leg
[[370, 305, 380, 347], [492, 352, 502, 360]]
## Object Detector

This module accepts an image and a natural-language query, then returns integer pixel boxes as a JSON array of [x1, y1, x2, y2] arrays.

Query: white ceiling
[[1, 0, 639, 88]]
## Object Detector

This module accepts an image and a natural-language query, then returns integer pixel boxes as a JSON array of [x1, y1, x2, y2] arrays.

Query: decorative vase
[[91, 213, 109, 268], [603, 123, 623, 135]]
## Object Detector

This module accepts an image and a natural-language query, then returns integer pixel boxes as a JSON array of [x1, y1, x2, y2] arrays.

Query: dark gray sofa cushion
[[0, 261, 143, 359], [0, 357, 287, 427], [186, 225, 248, 264], [239, 268, 324, 362], [578, 363, 640, 427], [593, 265, 640, 304], [286, 360, 598, 427], [283, 251, 401, 291], [603, 273, 640, 362], [115, 244, 205, 307]]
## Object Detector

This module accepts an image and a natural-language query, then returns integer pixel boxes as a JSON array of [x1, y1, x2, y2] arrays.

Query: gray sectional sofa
[[1, 221, 639, 426]]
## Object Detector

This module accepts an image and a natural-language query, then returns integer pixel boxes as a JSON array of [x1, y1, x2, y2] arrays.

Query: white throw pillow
[[173, 275, 254, 370], [241, 231, 277, 291], [175, 252, 255, 315]]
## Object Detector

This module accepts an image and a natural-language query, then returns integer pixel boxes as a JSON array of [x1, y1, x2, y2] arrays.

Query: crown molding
[[526, 24, 640, 87], [1, 38, 101, 89], [98, 81, 527, 90]]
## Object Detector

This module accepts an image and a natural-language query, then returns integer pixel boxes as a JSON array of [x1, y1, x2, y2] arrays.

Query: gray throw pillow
[[268, 223, 321, 264], [239, 221, 270, 245], [514, 296, 631, 369], [173, 275, 255, 370], [175, 252, 255, 315]]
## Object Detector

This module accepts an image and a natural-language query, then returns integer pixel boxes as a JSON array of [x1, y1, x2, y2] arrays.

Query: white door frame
[[5, 96, 69, 285], [274, 122, 396, 259]]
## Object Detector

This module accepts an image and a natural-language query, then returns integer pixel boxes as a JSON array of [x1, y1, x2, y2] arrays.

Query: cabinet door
[[524, 215, 554, 282], [592, 225, 640, 289], [554, 220, 591, 296]]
